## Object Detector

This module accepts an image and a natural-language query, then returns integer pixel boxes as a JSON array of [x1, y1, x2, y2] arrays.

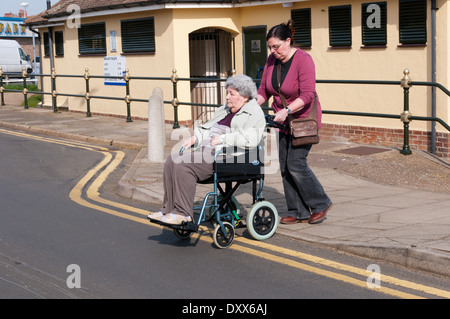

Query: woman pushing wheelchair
[[148, 74, 266, 226]]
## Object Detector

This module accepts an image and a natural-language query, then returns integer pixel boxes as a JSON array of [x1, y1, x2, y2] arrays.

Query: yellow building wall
[[38, 0, 449, 134], [436, 0, 450, 131], [171, 8, 241, 124], [40, 10, 175, 120], [241, 0, 448, 133]]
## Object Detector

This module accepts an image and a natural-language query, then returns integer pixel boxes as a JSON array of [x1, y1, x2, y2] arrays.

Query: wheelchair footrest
[[147, 216, 198, 232], [234, 219, 246, 229]]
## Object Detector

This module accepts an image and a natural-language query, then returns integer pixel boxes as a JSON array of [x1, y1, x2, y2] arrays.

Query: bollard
[[148, 87, 166, 162]]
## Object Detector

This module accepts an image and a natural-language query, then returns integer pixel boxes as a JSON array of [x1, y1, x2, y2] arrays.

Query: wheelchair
[[148, 143, 279, 249]]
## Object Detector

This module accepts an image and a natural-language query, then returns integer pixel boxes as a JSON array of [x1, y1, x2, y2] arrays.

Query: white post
[[148, 87, 165, 162]]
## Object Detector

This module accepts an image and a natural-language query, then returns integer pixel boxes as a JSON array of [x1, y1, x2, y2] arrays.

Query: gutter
[[29, 0, 307, 26], [431, 0, 437, 154], [28, 25, 44, 105]]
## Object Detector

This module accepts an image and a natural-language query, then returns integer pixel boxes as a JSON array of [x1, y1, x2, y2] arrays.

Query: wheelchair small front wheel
[[173, 228, 193, 240], [246, 201, 279, 241], [213, 222, 235, 249]]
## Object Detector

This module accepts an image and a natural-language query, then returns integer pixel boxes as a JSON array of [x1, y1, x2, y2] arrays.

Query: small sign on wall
[[251, 40, 261, 53], [110, 31, 117, 52], [104, 56, 126, 86]]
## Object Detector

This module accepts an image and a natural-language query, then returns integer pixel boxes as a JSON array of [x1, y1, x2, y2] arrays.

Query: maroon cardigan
[[257, 48, 322, 132]]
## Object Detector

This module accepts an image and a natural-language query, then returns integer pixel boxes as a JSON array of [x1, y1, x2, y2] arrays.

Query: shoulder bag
[[277, 63, 320, 147]]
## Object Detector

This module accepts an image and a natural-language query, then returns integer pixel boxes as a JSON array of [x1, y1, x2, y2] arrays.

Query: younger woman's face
[[267, 36, 292, 62]]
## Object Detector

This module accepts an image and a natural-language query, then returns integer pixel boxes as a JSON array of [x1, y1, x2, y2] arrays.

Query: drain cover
[[334, 146, 391, 156]]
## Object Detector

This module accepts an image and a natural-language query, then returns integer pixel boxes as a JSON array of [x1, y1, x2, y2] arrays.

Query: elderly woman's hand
[[210, 135, 224, 146], [182, 136, 197, 149]]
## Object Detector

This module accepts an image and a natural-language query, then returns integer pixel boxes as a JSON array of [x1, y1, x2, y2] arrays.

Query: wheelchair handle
[[265, 114, 287, 129]]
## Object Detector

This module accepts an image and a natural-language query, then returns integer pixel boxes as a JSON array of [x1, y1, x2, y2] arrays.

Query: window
[[18, 47, 28, 61], [55, 31, 64, 56], [43, 32, 50, 56], [43, 31, 64, 56], [121, 17, 155, 53], [362, 2, 387, 46], [399, 0, 427, 45], [291, 8, 312, 48], [329, 5, 352, 47], [78, 23, 106, 54]]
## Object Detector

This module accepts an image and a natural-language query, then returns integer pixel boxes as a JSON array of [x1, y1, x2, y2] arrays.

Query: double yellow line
[[2, 128, 449, 299]]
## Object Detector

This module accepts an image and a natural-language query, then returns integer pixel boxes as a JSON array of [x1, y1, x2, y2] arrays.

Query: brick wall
[[320, 123, 449, 159]]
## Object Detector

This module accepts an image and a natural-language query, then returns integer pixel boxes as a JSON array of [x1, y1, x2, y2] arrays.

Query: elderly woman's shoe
[[147, 211, 164, 220], [161, 213, 192, 225]]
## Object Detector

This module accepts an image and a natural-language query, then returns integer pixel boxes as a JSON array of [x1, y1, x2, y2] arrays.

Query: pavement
[[1, 102, 449, 278]]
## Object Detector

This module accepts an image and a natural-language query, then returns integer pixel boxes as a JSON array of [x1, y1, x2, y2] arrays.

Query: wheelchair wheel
[[246, 201, 279, 241], [213, 222, 235, 249], [173, 228, 193, 240]]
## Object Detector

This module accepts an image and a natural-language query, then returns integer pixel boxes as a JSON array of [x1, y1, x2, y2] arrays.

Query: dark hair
[[266, 20, 295, 45]]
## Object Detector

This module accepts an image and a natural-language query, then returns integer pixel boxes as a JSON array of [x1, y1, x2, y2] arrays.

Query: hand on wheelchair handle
[[265, 114, 287, 129]]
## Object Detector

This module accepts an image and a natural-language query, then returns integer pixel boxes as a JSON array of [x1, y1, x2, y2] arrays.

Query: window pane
[[399, 0, 427, 44], [362, 2, 387, 45], [55, 31, 64, 56], [291, 8, 312, 47], [121, 17, 155, 53], [78, 23, 106, 54], [329, 5, 352, 47], [43, 32, 50, 56]]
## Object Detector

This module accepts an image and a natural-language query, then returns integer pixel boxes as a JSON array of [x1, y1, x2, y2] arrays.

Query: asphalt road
[[1, 129, 449, 303]]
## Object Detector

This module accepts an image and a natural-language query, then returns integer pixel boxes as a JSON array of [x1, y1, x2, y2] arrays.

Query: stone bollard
[[148, 87, 166, 162]]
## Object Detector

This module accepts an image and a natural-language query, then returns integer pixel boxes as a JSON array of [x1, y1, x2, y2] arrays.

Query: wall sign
[[103, 56, 126, 86], [0, 18, 32, 38]]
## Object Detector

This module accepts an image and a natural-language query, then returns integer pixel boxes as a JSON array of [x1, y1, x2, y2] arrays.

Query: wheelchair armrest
[[214, 145, 263, 162]]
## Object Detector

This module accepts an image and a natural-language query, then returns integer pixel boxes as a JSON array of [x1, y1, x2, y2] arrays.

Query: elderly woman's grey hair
[[225, 74, 258, 100]]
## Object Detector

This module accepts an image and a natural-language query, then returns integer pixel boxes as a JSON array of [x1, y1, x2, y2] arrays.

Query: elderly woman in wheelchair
[[148, 74, 279, 248]]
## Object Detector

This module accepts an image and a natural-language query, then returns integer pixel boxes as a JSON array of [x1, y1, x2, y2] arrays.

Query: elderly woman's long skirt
[[161, 148, 215, 219]]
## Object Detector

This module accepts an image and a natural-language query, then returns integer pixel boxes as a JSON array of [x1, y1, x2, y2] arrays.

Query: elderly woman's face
[[226, 87, 248, 113]]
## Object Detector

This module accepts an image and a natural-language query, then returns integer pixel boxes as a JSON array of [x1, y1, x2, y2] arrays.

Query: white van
[[0, 39, 33, 76]]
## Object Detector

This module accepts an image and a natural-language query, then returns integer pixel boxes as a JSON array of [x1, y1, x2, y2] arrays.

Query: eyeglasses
[[268, 41, 285, 51]]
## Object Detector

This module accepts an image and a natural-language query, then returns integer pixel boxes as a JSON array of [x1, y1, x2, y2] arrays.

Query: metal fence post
[[0, 67, 4, 106], [51, 68, 57, 113], [84, 68, 91, 117], [22, 68, 28, 109], [124, 69, 132, 122], [400, 69, 412, 155], [171, 69, 180, 128]]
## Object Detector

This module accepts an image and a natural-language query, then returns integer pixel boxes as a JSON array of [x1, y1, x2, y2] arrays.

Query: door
[[189, 28, 234, 124], [243, 26, 268, 111], [243, 26, 267, 83]]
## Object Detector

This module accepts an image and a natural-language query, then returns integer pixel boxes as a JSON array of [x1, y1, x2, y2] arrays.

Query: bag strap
[[277, 63, 317, 121]]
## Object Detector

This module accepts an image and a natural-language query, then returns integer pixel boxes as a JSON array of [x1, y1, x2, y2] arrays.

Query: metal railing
[[0, 67, 449, 156]]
